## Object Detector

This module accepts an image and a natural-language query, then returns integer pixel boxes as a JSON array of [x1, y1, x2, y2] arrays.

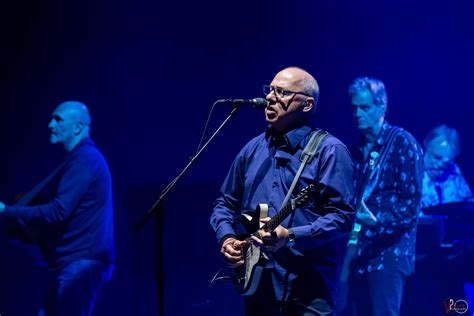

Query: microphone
[[216, 98, 267, 109]]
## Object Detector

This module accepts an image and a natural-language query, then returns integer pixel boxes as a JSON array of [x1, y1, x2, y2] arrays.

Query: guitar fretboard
[[261, 202, 293, 233], [254, 184, 314, 235]]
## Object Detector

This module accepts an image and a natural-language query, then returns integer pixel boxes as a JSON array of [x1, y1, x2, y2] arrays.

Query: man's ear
[[74, 122, 84, 136], [302, 98, 314, 113]]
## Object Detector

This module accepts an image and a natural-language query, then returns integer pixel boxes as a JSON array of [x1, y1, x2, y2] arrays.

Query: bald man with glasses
[[211, 67, 355, 315]]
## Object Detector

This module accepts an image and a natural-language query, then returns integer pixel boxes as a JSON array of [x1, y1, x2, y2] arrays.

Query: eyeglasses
[[426, 150, 454, 166], [263, 85, 312, 99]]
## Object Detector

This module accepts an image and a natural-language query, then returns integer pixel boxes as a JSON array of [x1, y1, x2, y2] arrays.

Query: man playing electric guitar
[[338, 77, 424, 316], [210, 67, 355, 316]]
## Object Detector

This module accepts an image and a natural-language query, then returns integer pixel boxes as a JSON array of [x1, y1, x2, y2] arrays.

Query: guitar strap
[[281, 129, 329, 209], [279, 129, 328, 301], [15, 161, 67, 206], [355, 126, 401, 205]]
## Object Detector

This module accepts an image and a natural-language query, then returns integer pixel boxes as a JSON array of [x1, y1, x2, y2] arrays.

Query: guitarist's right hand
[[221, 237, 248, 268]]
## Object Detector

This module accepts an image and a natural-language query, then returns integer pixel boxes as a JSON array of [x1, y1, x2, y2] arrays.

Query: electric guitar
[[340, 151, 380, 282], [232, 184, 314, 296]]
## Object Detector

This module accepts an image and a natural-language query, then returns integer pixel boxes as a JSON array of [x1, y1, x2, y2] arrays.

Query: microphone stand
[[134, 105, 241, 316]]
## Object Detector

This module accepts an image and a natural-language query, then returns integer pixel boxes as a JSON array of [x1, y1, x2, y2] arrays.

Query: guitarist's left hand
[[252, 217, 290, 252]]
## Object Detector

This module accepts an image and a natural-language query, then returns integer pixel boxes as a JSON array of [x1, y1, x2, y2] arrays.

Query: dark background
[[1, 0, 473, 315]]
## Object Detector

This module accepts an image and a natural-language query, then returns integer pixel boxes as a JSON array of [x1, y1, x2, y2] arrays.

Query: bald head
[[56, 101, 91, 126], [49, 101, 91, 152], [277, 67, 319, 108]]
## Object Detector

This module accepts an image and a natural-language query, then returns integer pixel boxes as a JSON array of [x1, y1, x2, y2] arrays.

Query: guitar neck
[[356, 154, 378, 210], [260, 202, 293, 233]]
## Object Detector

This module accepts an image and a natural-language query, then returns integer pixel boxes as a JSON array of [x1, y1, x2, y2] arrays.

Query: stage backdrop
[[1, 0, 474, 315]]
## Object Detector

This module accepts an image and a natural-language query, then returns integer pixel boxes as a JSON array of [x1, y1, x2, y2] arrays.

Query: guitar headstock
[[292, 184, 315, 208]]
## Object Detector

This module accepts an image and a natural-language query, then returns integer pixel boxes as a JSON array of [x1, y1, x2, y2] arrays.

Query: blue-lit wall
[[1, 0, 473, 315]]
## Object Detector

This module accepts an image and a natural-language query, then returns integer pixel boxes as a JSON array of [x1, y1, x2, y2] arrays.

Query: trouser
[[340, 267, 406, 316], [244, 270, 334, 316], [42, 259, 113, 316]]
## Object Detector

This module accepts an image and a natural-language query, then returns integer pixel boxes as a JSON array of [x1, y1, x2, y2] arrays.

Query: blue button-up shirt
[[211, 125, 355, 303]]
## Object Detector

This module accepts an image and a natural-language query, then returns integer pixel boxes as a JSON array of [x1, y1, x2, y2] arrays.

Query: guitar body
[[232, 204, 267, 240], [232, 204, 271, 296], [231, 185, 314, 296], [233, 242, 271, 295]]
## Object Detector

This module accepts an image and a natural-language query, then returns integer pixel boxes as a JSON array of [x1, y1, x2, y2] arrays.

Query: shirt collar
[[66, 137, 94, 159], [353, 121, 392, 163], [265, 125, 312, 150], [374, 120, 391, 146]]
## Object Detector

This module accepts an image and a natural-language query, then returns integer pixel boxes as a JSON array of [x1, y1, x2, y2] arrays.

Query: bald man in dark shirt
[[0, 101, 114, 316]]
